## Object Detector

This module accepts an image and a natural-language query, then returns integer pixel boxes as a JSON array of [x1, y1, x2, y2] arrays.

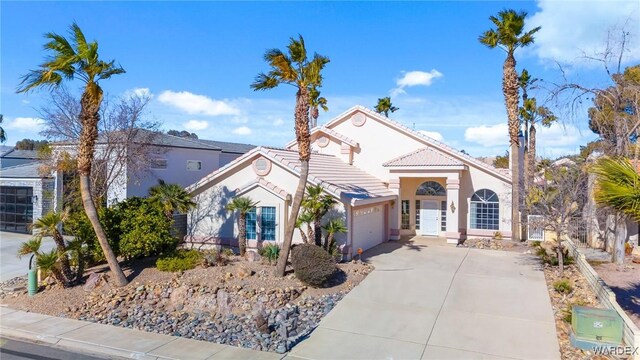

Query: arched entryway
[[416, 181, 446, 236]]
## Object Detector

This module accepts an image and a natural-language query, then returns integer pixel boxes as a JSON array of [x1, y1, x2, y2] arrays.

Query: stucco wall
[[187, 152, 347, 249], [127, 147, 222, 198]]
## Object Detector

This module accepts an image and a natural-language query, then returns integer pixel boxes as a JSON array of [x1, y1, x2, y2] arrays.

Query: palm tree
[[295, 210, 315, 244], [17, 23, 128, 286], [301, 184, 336, 246], [17, 237, 43, 270], [36, 249, 66, 285], [226, 196, 259, 257], [0, 114, 6, 143], [148, 180, 196, 221], [592, 157, 640, 265], [374, 97, 399, 117], [322, 218, 347, 252], [31, 211, 73, 285], [479, 10, 540, 241], [251, 35, 330, 277], [309, 86, 328, 128]]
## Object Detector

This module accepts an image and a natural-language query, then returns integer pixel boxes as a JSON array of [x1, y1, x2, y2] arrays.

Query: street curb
[[0, 307, 287, 360]]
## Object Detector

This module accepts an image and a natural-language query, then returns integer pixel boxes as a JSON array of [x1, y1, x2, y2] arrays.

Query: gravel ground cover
[[0, 255, 373, 353]]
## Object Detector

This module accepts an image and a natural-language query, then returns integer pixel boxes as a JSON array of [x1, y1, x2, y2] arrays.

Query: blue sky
[[2, 1, 639, 158]]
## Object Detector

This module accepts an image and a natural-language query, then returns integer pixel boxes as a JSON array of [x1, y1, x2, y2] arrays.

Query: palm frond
[[251, 73, 280, 91], [287, 35, 307, 64], [592, 157, 640, 220], [18, 237, 42, 258]]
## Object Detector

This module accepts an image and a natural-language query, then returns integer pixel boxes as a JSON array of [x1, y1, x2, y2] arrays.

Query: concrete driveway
[[288, 237, 560, 360], [0, 232, 55, 282]]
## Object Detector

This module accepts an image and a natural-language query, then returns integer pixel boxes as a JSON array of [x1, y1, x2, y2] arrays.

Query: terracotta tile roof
[[323, 105, 511, 183], [263, 147, 395, 202], [235, 177, 288, 199], [285, 127, 359, 149], [383, 147, 464, 167], [188, 146, 396, 204]]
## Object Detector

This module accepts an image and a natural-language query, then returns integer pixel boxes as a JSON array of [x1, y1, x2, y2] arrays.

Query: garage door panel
[[352, 205, 385, 252], [0, 186, 34, 234]]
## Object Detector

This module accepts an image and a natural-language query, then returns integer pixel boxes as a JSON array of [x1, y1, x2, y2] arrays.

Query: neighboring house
[[0, 148, 40, 169], [0, 132, 254, 234], [186, 105, 513, 258], [52, 130, 255, 206], [0, 162, 53, 233]]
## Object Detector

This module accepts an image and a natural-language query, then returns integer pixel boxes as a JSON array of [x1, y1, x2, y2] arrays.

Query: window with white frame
[[260, 206, 276, 241], [186, 160, 202, 171], [470, 189, 499, 230], [441, 200, 447, 231], [244, 206, 277, 241], [415, 200, 420, 229], [245, 208, 257, 240]]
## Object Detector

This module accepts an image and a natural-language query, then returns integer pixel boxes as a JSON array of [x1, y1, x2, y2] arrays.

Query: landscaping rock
[[237, 265, 253, 279]]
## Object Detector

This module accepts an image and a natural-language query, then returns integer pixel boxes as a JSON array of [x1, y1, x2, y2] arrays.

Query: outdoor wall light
[[450, 201, 456, 213], [31, 195, 38, 203]]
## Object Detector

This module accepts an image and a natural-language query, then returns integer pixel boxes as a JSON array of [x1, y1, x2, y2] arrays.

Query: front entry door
[[419, 200, 439, 236]]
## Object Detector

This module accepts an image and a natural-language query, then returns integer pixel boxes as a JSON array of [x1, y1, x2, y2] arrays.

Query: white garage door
[[352, 205, 386, 252]]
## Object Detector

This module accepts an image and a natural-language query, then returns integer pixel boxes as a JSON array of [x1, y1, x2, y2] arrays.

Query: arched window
[[416, 181, 446, 196], [470, 189, 499, 230]]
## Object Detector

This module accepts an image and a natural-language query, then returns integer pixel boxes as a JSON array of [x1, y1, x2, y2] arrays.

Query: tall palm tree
[[301, 184, 336, 246], [479, 10, 540, 241], [251, 35, 330, 276], [226, 196, 258, 257], [309, 86, 328, 128], [0, 114, 6, 143], [31, 211, 73, 285], [592, 157, 640, 264], [17, 23, 128, 286], [148, 180, 196, 221], [374, 97, 399, 117]]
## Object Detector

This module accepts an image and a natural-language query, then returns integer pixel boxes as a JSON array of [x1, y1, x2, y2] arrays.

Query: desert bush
[[553, 279, 573, 294], [118, 197, 177, 259], [493, 231, 503, 240], [530, 240, 542, 248], [156, 250, 201, 272], [258, 243, 280, 265], [291, 243, 337, 287], [535, 244, 574, 266], [202, 248, 234, 267], [65, 206, 122, 263]]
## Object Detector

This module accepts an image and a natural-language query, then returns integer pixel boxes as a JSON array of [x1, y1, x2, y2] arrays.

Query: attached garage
[[0, 163, 54, 234], [351, 204, 387, 252]]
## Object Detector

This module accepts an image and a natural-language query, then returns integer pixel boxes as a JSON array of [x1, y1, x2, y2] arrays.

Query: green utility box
[[570, 305, 623, 350]]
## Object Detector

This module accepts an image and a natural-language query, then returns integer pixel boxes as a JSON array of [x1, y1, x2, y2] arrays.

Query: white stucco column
[[388, 177, 401, 241], [445, 176, 461, 244]]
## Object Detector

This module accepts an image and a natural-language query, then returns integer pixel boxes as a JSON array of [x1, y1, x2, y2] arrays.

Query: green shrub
[[553, 279, 573, 294], [118, 198, 177, 259], [202, 248, 234, 267], [530, 241, 542, 248], [65, 206, 122, 263], [291, 243, 337, 287], [258, 243, 280, 265], [156, 250, 202, 272]]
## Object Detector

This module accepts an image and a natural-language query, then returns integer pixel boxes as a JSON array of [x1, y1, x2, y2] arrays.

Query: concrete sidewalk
[[289, 237, 561, 360], [0, 307, 283, 360]]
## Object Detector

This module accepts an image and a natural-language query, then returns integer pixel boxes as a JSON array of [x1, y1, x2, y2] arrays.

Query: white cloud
[[4, 117, 44, 131], [158, 90, 240, 116], [528, 0, 640, 65], [232, 126, 252, 135], [184, 119, 209, 131], [464, 123, 509, 147], [392, 70, 443, 96], [418, 130, 444, 142], [273, 118, 284, 126], [21, 99, 30, 105]]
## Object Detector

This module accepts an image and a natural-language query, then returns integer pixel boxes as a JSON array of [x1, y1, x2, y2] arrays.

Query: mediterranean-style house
[[186, 105, 514, 258]]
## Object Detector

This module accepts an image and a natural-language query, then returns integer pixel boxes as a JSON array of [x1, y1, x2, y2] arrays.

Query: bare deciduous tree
[[38, 87, 164, 204], [528, 162, 588, 276]]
